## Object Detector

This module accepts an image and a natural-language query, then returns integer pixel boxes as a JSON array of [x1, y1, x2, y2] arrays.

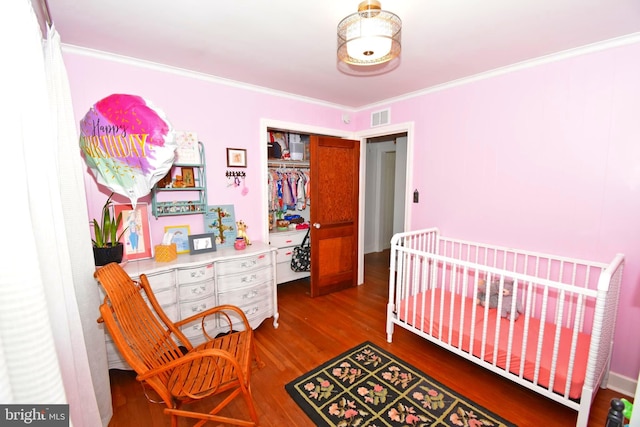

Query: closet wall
[[267, 129, 312, 284]]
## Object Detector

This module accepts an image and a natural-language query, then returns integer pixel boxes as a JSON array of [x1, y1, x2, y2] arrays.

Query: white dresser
[[100, 243, 278, 370], [269, 229, 310, 284]]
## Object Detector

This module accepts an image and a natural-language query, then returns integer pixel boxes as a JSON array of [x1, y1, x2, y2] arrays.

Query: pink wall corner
[[373, 41, 640, 380], [65, 52, 352, 249]]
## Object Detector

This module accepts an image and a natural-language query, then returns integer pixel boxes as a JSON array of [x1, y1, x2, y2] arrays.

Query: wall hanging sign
[[79, 94, 177, 207]]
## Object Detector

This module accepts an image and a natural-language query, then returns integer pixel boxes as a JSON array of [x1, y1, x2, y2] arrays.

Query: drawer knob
[[191, 286, 206, 295], [241, 260, 258, 268], [243, 290, 259, 299], [241, 274, 258, 283], [245, 307, 259, 316], [192, 303, 206, 313]]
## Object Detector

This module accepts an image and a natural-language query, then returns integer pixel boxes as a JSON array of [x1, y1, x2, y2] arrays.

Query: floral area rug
[[285, 341, 517, 427]]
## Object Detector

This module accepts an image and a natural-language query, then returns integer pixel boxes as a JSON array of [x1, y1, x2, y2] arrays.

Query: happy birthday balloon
[[79, 94, 176, 206]]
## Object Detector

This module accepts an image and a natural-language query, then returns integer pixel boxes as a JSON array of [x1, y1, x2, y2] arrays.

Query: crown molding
[[63, 33, 640, 114], [61, 44, 354, 112], [358, 32, 640, 111]]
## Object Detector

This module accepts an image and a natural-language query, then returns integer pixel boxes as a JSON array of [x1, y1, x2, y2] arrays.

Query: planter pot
[[93, 243, 124, 266]]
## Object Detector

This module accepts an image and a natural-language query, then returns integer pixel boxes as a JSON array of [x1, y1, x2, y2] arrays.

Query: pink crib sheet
[[398, 288, 591, 399]]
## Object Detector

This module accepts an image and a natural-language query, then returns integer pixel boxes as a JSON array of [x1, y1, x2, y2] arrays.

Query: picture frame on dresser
[[114, 203, 153, 261], [188, 233, 217, 254], [164, 225, 191, 254]]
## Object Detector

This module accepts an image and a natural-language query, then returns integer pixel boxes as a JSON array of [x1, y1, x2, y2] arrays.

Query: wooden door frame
[[260, 118, 414, 285]]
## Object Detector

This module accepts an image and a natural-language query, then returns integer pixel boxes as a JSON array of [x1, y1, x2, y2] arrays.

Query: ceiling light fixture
[[337, 0, 401, 66]]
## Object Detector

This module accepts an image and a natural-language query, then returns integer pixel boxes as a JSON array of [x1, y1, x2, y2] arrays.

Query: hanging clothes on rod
[[268, 167, 310, 213]]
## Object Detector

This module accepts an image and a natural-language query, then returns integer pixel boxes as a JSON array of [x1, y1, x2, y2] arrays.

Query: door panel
[[310, 135, 360, 297]]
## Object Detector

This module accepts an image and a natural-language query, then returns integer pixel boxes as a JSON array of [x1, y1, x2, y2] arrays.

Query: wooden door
[[309, 135, 360, 297]]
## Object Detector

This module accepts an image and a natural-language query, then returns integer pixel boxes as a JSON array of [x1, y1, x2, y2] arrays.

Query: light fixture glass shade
[[337, 1, 401, 66]]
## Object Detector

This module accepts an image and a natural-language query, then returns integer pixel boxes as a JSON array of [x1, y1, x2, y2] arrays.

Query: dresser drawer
[[179, 296, 216, 319], [180, 317, 216, 341], [142, 286, 177, 307], [217, 295, 273, 330], [179, 279, 215, 301], [217, 267, 272, 292], [135, 270, 175, 292], [177, 263, 214, 284], [270, 230, 306, 248], [139, 295, 179, 323], [216, 252, 272, 276], [217, 282, 273, 308], [276, 246, 296, 264]]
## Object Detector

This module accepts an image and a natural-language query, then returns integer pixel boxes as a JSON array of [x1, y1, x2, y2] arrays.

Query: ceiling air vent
[[371, 109, 390, 127]]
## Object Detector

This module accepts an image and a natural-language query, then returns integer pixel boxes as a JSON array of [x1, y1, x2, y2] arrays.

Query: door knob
[[313, 223, 321, 229]]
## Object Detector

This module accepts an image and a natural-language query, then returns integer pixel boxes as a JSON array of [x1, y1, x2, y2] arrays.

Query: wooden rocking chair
[[95, 262, 262, 427]]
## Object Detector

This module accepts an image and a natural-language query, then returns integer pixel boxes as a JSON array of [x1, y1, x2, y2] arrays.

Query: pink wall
[[373, 41, 640, 379], [64, 54, 353, 248], [65, 39, 640, 380]]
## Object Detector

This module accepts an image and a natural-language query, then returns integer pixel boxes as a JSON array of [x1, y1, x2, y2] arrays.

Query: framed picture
[[115, 203, 152, 261], [204, 204, 237, 247], [181, 167, 195, 188], [226, 148, 247, 168], [174, 131, 200, 164], [164, 225, 191, 254], [188, 233, 217, 254]]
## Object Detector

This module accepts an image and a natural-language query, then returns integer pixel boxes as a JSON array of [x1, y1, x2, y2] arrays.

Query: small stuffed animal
[[477, 278, 524, 320], [236, 220, 251, 245], [500, 279, 524, 320]]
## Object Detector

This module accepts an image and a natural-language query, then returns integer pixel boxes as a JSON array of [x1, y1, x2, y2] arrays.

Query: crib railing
[[387, 227, 624, 424]]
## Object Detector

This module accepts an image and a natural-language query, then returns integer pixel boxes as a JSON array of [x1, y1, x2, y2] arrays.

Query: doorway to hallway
[[363, 132, 407, 254]]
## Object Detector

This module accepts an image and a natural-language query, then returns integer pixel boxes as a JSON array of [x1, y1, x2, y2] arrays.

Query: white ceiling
[[44, 0, 640, 109]]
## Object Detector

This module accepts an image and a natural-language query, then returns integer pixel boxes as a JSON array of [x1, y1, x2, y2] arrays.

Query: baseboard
[[606, 372, 637, 398]]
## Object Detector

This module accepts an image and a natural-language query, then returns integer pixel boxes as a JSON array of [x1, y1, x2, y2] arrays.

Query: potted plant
[[92, 192, 127, 266]]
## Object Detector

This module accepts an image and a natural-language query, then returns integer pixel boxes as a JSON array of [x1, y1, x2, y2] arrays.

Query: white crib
[[386, 228, 624, 427]]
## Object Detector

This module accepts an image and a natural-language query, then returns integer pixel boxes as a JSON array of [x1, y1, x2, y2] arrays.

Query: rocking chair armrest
[[174, 304, 252, 331], [137, 347, 245, 382]]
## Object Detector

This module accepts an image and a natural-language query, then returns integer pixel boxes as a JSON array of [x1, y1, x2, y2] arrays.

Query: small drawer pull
[[191, 303, 206, 313], [189, 270, 205, 278], [191, 285, 206, 295], [244, 306, 259, 316], [240, 260, 258, 268], [243, 290, 259, 299], [241, 274, 258, 283]]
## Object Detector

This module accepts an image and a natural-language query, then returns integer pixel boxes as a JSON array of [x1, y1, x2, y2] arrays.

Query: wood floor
[[108, 250, 628, 427]]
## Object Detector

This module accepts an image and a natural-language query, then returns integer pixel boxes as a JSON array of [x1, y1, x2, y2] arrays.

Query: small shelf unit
[[151, 141, 207, 218]]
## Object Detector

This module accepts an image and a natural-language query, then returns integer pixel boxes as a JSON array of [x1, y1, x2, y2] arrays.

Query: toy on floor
[[236, 220, 251, 245], [477, 278, 524, 320], [606, 398, 633, 427]]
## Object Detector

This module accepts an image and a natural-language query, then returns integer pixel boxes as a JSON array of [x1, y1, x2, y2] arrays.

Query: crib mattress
[[398, 288, 590, 399]]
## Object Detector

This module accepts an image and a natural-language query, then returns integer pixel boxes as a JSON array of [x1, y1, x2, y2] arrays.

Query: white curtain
[[0, 1, 112, 426]]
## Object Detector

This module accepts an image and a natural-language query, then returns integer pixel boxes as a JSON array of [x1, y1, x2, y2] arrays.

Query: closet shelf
[[268, 160, 309, 168]]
